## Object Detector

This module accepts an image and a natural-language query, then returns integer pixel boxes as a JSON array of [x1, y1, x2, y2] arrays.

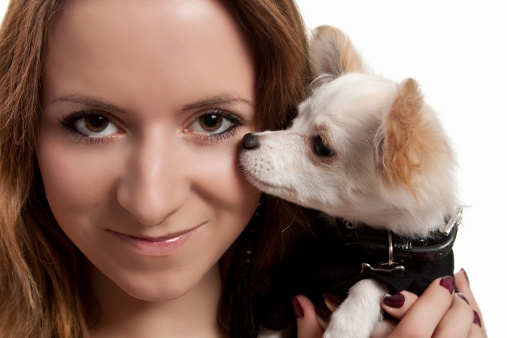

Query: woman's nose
[[116, 135, 189, 227]]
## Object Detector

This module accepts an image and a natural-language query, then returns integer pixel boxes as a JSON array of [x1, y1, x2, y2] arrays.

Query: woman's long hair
[[216, 1, 312, 335], [0, 0, 311, 336], [0, 1, 89, 337]]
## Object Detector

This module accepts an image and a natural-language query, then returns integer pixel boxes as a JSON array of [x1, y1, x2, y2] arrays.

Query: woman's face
[[38, 0, 260, 301]]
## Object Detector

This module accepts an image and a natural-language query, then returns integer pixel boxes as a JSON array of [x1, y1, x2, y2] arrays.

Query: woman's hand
[[293, 269, 486, 337]]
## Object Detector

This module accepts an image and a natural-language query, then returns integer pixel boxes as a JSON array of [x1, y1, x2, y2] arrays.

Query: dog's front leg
[[323, 279, 385, 338]]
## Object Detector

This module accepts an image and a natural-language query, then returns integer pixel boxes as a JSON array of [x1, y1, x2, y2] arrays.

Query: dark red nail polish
[[440, 276, 455, 294], [323, 291, 344, 307], [457, 293, 470, 304], [473, 310, 482, 327], [383, 293, 405, 308], [291, 296, 304, 318]]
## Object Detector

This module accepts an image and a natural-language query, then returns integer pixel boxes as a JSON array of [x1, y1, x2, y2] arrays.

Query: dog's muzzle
[[242, 133, 259, 150]]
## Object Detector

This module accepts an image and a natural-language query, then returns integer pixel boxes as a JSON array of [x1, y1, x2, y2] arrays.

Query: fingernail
[[383, 292, 405, 308], [473, 310, 482, 327], [440, 276, 455, 294], [457, 293, 469, 305], [291, 296, 304, 318], [323, 291, 344, 307], [315, 305, 332, 322]]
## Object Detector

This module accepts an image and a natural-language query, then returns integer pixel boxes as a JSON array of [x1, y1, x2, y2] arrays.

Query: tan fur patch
[[381, 78, 438, 194]]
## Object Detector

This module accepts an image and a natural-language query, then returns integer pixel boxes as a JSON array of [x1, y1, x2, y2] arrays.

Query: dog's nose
[[242, 133, 259, 150]]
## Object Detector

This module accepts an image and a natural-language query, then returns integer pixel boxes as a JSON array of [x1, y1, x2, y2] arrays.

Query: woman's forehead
[[43, 0, 255, 111], [48, 0, 249, 64]]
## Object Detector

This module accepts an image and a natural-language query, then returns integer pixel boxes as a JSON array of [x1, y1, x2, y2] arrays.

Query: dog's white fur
[[241, 26, 459, 337]]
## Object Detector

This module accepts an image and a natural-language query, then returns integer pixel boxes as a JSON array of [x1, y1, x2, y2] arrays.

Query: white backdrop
[[295, 1, 505, 336], [1, 0, 504, 336]]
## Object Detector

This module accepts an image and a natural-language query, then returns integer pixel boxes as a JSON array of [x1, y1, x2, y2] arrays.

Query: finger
[[433, 293, 474, 337], [292, 295, 324, 338], [370, 318, 397, 338], [455, 269, 486, 335], [455, 269, 480, 312], [381, 290, 418, 320], [467, 323, 486, 338], [387, 276, 455, 338], [323, 291, 344, 312]]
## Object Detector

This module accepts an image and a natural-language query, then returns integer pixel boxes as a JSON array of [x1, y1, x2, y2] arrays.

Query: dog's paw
[[322, 279, 385, 338], [323, 314, 372, 338]]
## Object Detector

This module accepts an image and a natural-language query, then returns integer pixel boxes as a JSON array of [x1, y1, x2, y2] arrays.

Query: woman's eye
[[76, 115, 117, 135], [187, 110, 244, 136], [194, 113, 233, 134], [61, 112, 120, 137], [183, 110, 246, 143]]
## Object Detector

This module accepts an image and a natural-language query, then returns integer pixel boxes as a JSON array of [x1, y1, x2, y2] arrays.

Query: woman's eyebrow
[[181, 93, 254, 111], [47, 94, 128, 114], [47, 93, 253, 113]]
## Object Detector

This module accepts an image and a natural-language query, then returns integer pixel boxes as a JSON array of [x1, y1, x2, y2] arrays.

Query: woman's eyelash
[[58, 110, 117, 144], [198, 127, 237, 144], [59, 110, 102, 132], [203, 109, 245, 126], [58, 108, 246, 145], [191, 109, 246, 144]]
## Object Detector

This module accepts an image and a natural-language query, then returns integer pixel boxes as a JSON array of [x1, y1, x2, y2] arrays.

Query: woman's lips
[[108, 225, 202, 256]]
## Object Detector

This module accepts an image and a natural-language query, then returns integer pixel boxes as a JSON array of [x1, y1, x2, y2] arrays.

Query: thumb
[[292, 295, 324, 338]]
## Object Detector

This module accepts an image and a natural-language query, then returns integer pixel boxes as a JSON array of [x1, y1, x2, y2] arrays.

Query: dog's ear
[[375, 78, 435, 194], [309, 25, 367, 79]]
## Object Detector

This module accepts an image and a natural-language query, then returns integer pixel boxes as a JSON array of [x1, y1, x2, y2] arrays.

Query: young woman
[[0, 0, 485, 337]]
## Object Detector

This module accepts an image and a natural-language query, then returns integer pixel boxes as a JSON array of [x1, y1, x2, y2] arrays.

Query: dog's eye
[[313, 135, 334, 157]]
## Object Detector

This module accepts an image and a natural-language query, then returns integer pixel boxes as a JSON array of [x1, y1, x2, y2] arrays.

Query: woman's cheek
[[37, 134, 121, 218]]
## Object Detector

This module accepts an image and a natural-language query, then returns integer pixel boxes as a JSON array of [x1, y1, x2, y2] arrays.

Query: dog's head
[[240, 26, 457, 236]]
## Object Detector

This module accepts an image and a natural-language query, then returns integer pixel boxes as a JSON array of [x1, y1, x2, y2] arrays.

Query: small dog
[[241, 26, 460, 337]]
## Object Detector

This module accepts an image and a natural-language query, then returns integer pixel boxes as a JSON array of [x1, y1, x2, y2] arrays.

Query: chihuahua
[[241, 26, 460, 337]]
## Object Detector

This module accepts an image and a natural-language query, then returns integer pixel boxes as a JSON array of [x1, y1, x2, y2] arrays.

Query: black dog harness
[[258, 208, 462, 332], [345, 207, 461, 274]]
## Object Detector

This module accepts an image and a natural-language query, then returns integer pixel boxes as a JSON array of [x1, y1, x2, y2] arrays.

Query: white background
[[1, 0, 504, 336], [296, 1, 504, 336]]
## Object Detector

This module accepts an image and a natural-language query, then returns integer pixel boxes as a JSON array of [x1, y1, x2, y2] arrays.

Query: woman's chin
[[117, 277, 195, 303]]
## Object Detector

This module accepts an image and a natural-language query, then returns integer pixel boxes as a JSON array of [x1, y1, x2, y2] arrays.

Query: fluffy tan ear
[[309, 25, 367, 78], [377, 78, 437, 194]]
